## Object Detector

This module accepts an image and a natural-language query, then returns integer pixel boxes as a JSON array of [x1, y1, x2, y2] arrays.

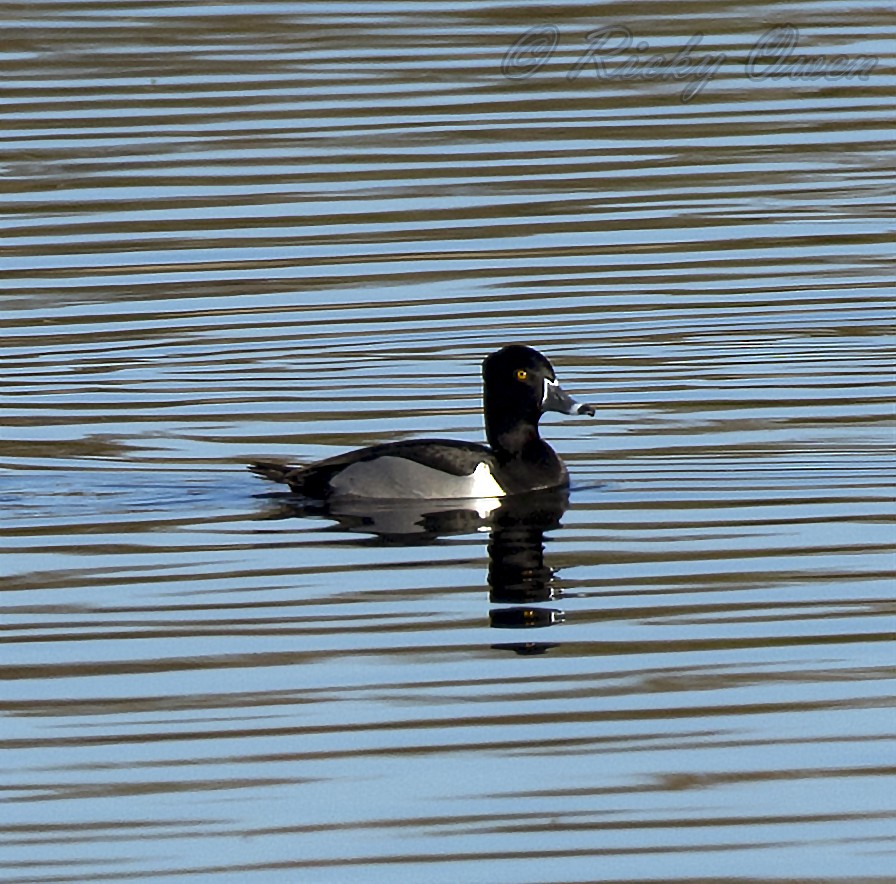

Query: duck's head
[[482, 345, 594, 444]]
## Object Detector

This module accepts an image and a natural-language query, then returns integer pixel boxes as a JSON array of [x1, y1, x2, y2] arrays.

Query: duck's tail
[[248, 460, 294, 484]]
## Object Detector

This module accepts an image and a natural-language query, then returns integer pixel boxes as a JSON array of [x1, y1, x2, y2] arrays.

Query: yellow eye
[[515, 369, 528, 381]]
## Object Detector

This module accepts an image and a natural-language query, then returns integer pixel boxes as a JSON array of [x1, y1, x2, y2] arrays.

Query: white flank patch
[[329, 456, 506, 500], [467, 462, 506, 498]]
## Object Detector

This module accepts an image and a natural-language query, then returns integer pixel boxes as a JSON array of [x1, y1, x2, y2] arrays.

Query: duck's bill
[[542, 378, 595, 417]]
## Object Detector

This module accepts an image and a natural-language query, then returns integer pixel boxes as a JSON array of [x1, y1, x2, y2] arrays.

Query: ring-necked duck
[[250, 344, 594, 500]]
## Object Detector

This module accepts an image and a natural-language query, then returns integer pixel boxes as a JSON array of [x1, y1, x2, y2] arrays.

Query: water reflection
[[486, 490, 568, 656], [256, 488, 571, 654], [256, 492, 498, 541]]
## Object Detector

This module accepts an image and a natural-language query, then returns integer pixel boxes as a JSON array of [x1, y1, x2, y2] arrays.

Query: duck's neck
[[487, 415, 566, 494], [485, 399, 543, 461], [489, 421, 538, 460]]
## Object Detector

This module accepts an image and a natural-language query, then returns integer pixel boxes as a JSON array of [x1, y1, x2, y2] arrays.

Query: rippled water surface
[[2, 2, 894, 882]]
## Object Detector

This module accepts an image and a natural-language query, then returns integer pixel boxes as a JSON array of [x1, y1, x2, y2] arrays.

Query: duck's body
[[250, 345, 593, 501], [252, 437, 565, 500]]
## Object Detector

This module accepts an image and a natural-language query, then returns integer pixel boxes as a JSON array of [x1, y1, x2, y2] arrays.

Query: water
[[1, 2, 894, 882]]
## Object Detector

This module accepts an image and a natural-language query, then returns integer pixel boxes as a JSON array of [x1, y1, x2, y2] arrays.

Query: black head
[[481, 345, 594, 454]]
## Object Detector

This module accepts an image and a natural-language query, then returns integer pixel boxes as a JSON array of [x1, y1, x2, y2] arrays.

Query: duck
[[249, 344, 594, 500]]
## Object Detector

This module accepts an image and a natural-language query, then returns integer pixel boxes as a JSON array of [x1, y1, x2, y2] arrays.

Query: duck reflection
[[258, 488, 570, 655], [485, 490, 567, 655]]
